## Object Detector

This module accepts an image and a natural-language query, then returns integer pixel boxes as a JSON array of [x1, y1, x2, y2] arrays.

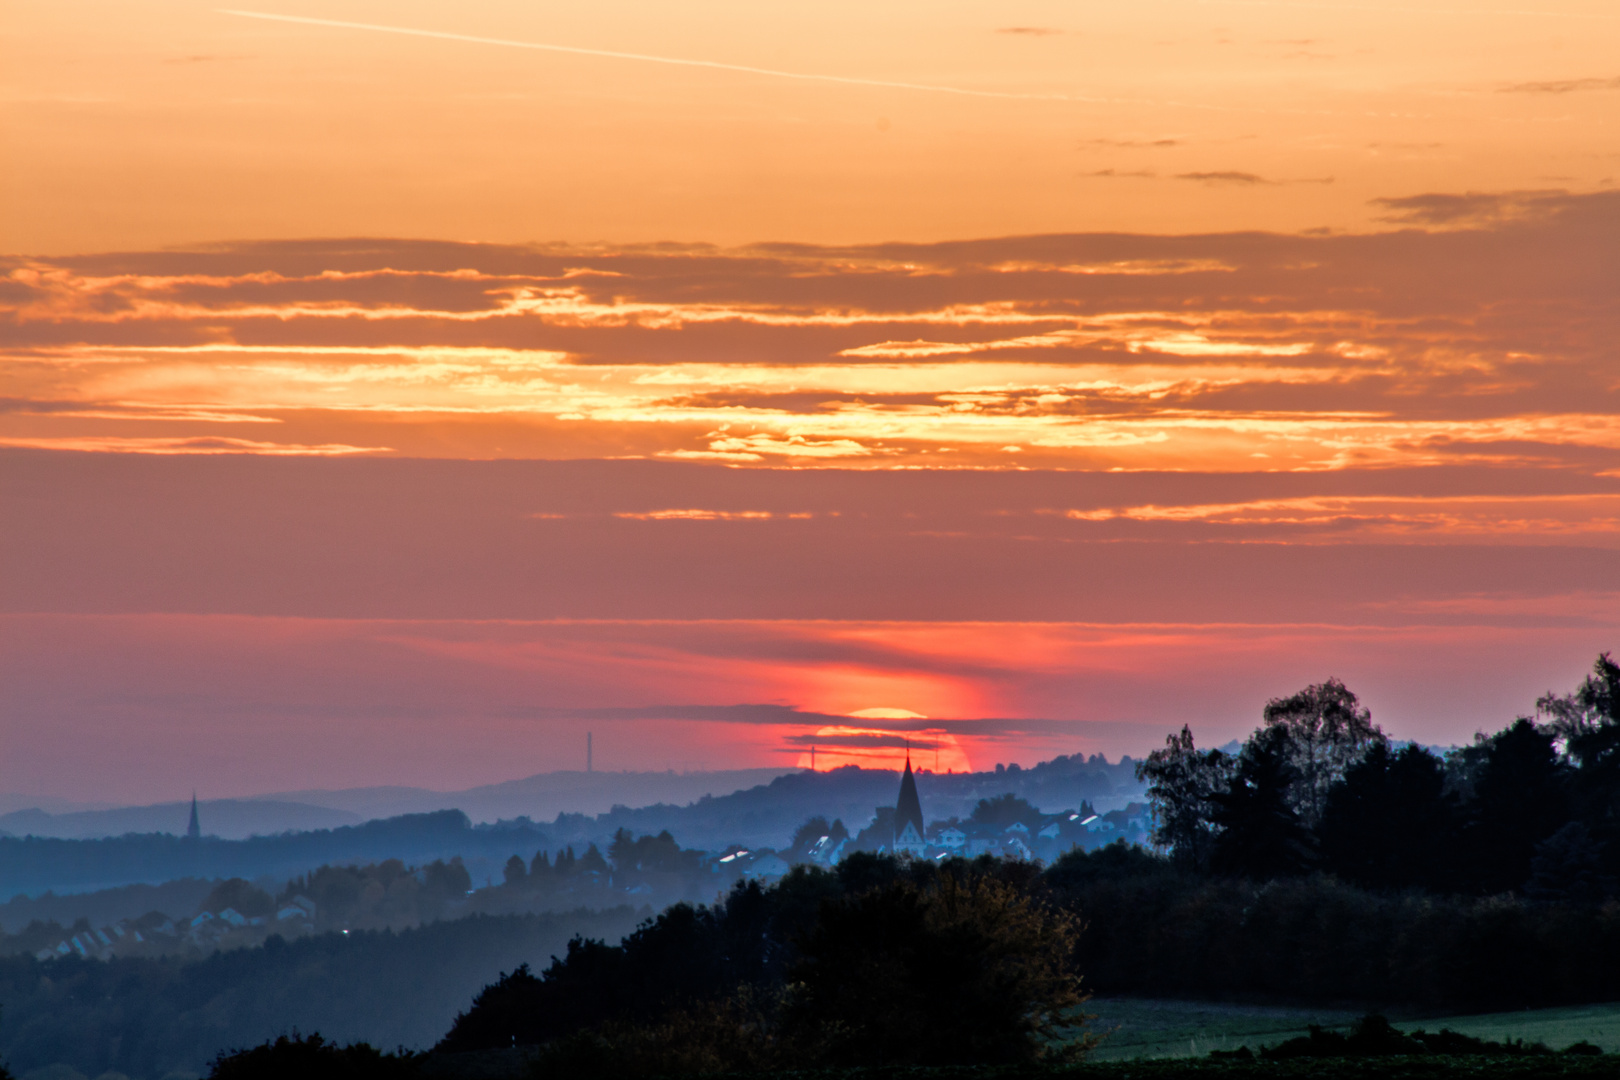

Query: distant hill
[[0, 752, 1143, 897], [0, 810, 550, 896], [0, 758, 1136, 847], [264, 767, 799, 824], [0, 908, 645, 1078], [542, 753, 1144, 850], [0, 799, 362, 840], [0, 770, 797, 843]]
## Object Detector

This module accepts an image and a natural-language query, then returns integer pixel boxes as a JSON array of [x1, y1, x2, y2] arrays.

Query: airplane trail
[[217, 9, 1085, 101], [1199, 0, 1618, 18]]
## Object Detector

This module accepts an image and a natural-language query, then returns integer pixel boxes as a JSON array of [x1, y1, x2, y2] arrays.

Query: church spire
[[186, 792, 201, 840], [894, 748, 924, 848]]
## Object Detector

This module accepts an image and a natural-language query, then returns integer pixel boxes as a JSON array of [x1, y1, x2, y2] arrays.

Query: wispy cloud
[[0, 435, 387, 455], [1083, 137, 1183, 148], [1370, 189, 1567, 226], [1176, 171, 1333, 185], [613, 509, 793, 521], [1501, 75, 1620, 94], [218, 9, 1085, 102]]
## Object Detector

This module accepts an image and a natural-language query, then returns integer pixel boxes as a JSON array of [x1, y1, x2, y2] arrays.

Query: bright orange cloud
[[3, 201, 1618, 476]]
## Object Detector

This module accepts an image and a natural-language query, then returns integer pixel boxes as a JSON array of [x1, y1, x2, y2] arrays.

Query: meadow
[[1085, 999, 1620, 1061]]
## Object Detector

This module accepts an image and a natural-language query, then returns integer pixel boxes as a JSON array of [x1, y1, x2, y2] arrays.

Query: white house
[[894, 820, 928, 857]]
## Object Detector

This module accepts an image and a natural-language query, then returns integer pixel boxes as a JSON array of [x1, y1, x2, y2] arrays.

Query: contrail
[[1199, 0, 1617, 18], [218, 9, 1084, 101]]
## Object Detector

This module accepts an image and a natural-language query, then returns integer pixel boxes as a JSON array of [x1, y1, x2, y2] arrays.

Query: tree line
[[436, 852, 1090, 1073], [212, 837, 1620, 1078], [20, 838, 1620, 1077], [1138, 653, 1620, 899]]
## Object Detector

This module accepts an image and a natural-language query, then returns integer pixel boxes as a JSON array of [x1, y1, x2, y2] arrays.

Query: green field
[[1084, 998, 1361, 1061], [1395, 1003, 1620, 1055], [1084, 999, 1620, 1060]]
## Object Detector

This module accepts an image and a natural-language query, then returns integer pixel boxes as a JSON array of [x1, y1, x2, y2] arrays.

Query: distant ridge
[[262, 767, 799, 825], [0, 770, 796, 842], [541, 753, 1144, 851], [0, 753, 1144, 896], [0, 800, 363, 841], [0, 809, 489, 895]]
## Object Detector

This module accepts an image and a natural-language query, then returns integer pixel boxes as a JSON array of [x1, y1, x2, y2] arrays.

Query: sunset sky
[[2, 0, 1618, 803]]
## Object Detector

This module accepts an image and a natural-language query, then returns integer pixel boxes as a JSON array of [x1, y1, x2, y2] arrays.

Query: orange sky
[[1, 0, 1618, 803], [4, 0, 1617, 251]]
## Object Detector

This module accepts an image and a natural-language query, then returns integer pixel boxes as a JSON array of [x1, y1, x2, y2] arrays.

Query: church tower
[[186, 793, 201, 840], [893, 751, 927, 856]]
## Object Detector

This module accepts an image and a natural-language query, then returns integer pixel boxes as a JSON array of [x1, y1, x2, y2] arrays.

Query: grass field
[[1084, 999, 1620, 1060], [1397, 1003, 1620, 1055], [1084, 999, 1361, 1060]]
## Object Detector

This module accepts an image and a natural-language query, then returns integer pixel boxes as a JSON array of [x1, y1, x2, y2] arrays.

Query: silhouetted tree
[[1548, 655, 1620, 868], [201, 878, 275, 919], [440, 894, 773, 1052], [1136, 726, 1233, 870], [553, 846, 577, 875], [1210, 726, 1315, 879], [851, 807, 899, 853], [1540, 652, 1620, 749], [502, 855, 528, 888], [967, 793, 1043, 831], [1524, 822, 1612, 903], [421, 857, 471, 907], [1318, 743, 1456, 891], [790, 817, 831, 849], [209, 1033, 416, 1080], [785, 873, 1088, 1065], [578, 844, 609, 876], [786, 816, 848, 862], [1461, 718, 1570, 894], [1261, 678, 1384, 827]]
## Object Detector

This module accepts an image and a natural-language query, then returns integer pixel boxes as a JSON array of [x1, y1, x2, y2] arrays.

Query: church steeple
[[894, 748, 924, 849], [186, 792, 201, 840]]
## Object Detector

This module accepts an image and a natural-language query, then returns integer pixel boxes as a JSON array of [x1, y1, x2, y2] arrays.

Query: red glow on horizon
[[794, 725, 974, 773]]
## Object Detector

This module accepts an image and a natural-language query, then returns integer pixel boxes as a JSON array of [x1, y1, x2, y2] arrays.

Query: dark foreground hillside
[[0, 908, 641, 1079], [15, 846, 1620, 1080], [205, 1011, 1620, 1079], [211, 1042, 1620, 1080]]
